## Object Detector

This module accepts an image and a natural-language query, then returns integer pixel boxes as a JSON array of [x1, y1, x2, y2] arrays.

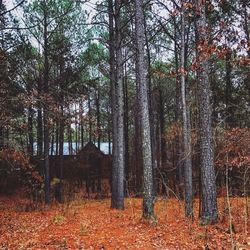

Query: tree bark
[[43, 0, 50, 204], [88, 94, 92, 142], [96, 86, 101, 149], [225, 49, 233, 126], [110, 0, 125, 209], [50, 126, 54, 156], [144, 15, 158, 197], [196, 1, 218, 224], [55, 121, 59, 155], [107, 101, 112, 154], [173, 13, 184, 199], [0, 126, 3, 150], [80, 100, 84, 149], [58, 104, 64, 203], [27, 106, 34, 156], [37, 76, 43, 157], [68, 120, 72, 155], [135, 0, 155, 219], [75, 104, 78, 152], [123, 51, 130, 194], [180, 4, 193, 217]]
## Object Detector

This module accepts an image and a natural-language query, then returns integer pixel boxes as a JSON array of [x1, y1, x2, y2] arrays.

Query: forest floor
[[0, 195, 250, 250]]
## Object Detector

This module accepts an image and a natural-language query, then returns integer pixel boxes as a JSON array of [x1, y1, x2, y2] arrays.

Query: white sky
[[4, 0, 98, 18], [3, 0, 247, 57]]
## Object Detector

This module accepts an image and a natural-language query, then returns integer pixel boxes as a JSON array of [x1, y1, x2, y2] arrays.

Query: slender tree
[[135, 0, 155, 219], [180, 1, 193, 217], [42, 0, 50, 204], [37, 75, 43, 157], [110, 0, 125, 209]]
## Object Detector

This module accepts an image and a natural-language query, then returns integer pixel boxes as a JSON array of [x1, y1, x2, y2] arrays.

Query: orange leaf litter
[[0, 196, 249, 249]]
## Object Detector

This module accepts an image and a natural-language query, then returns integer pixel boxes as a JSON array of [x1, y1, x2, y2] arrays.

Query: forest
[[0, 0, 249, 249]]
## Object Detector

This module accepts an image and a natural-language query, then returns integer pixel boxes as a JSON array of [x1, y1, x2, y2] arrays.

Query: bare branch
[[0, 0, 25, 16]]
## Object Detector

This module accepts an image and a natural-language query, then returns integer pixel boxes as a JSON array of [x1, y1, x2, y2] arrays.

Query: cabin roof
[[77, 141, 105, 157]]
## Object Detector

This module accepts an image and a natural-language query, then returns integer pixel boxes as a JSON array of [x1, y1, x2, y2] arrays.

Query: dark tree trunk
[[123, 49, 130, 194], [225, 49, 233, 126], [135, 0, 155, 219], [173, 14, 184, 199], [55, 121, 59, 155], [58, 105, 64, 203], [37, 77, 43, 157], [57, 49, 65, 202], [75, 105, 78, 152], [0, 126, 3, 150], [144, 16, 158, 197], [68, 123, 72, 155], [133, 11, 143, 196], [196, 0, 218, 224], [242, 0, 250, 110], [96, 87, 101, 149], [77, 105, 80, 151], [180, 5, 193, 217], [81, 124, 84, 149], [109, 0, 116, 201], [159, 90, 166, 168], [242, 0, 250, 58], [80, 101, 84, 149], [107, 102, 112, 155], [43, 0, 50, 204], [193, 8, 202, 217], [151, 91, 160, 196], [88, 94, 92, 142], [111, 0, 125, 209], [27, 107, 34, 156], [50, 126, 54, 156], [134, 102, 143, 194]]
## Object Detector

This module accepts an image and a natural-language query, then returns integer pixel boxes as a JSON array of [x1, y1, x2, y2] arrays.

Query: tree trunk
[[111, 0, 125, 209], [107, 101, 112, 154], [134, 101, 143, 194], [50, 126, 54, 156], [55, 121, 59, 155], [75, 104, 78, 152], [144, 16, 158, 197], [88, 94, 92, 142], [43, 0, 50, 204], [159, 90, 166, 168], [96, 87, 101, 149], [68, 123, 72, 155], [135, 0, 155, 219], [196, 1, 218, 224], [80, 100, 84, 149], [173, 14, 184, 199], [242, 0, 250, 111], [225, 49, 233, 126], [58, 104, 64, 203], [0, 126, 3, 150], [37, 76, 43, 157], [180, 5, 193, 217], [27, 106, 34, 156], [124, 51, 130, 194]]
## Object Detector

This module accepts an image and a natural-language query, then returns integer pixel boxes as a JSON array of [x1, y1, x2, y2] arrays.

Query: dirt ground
[[0, 195, 249, 249]]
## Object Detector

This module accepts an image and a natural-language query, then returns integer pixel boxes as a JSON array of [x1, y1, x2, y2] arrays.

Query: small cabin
[[31, 141, 112, 198], [75, 142, 111, 196], [77, 141, 105, 168]]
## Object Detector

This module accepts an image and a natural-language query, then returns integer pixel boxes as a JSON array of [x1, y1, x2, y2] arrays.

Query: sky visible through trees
[[0, 0, 250, 248]]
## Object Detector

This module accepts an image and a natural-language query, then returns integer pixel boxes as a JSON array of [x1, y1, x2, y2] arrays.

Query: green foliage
[[82, 43, 107, 66]]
